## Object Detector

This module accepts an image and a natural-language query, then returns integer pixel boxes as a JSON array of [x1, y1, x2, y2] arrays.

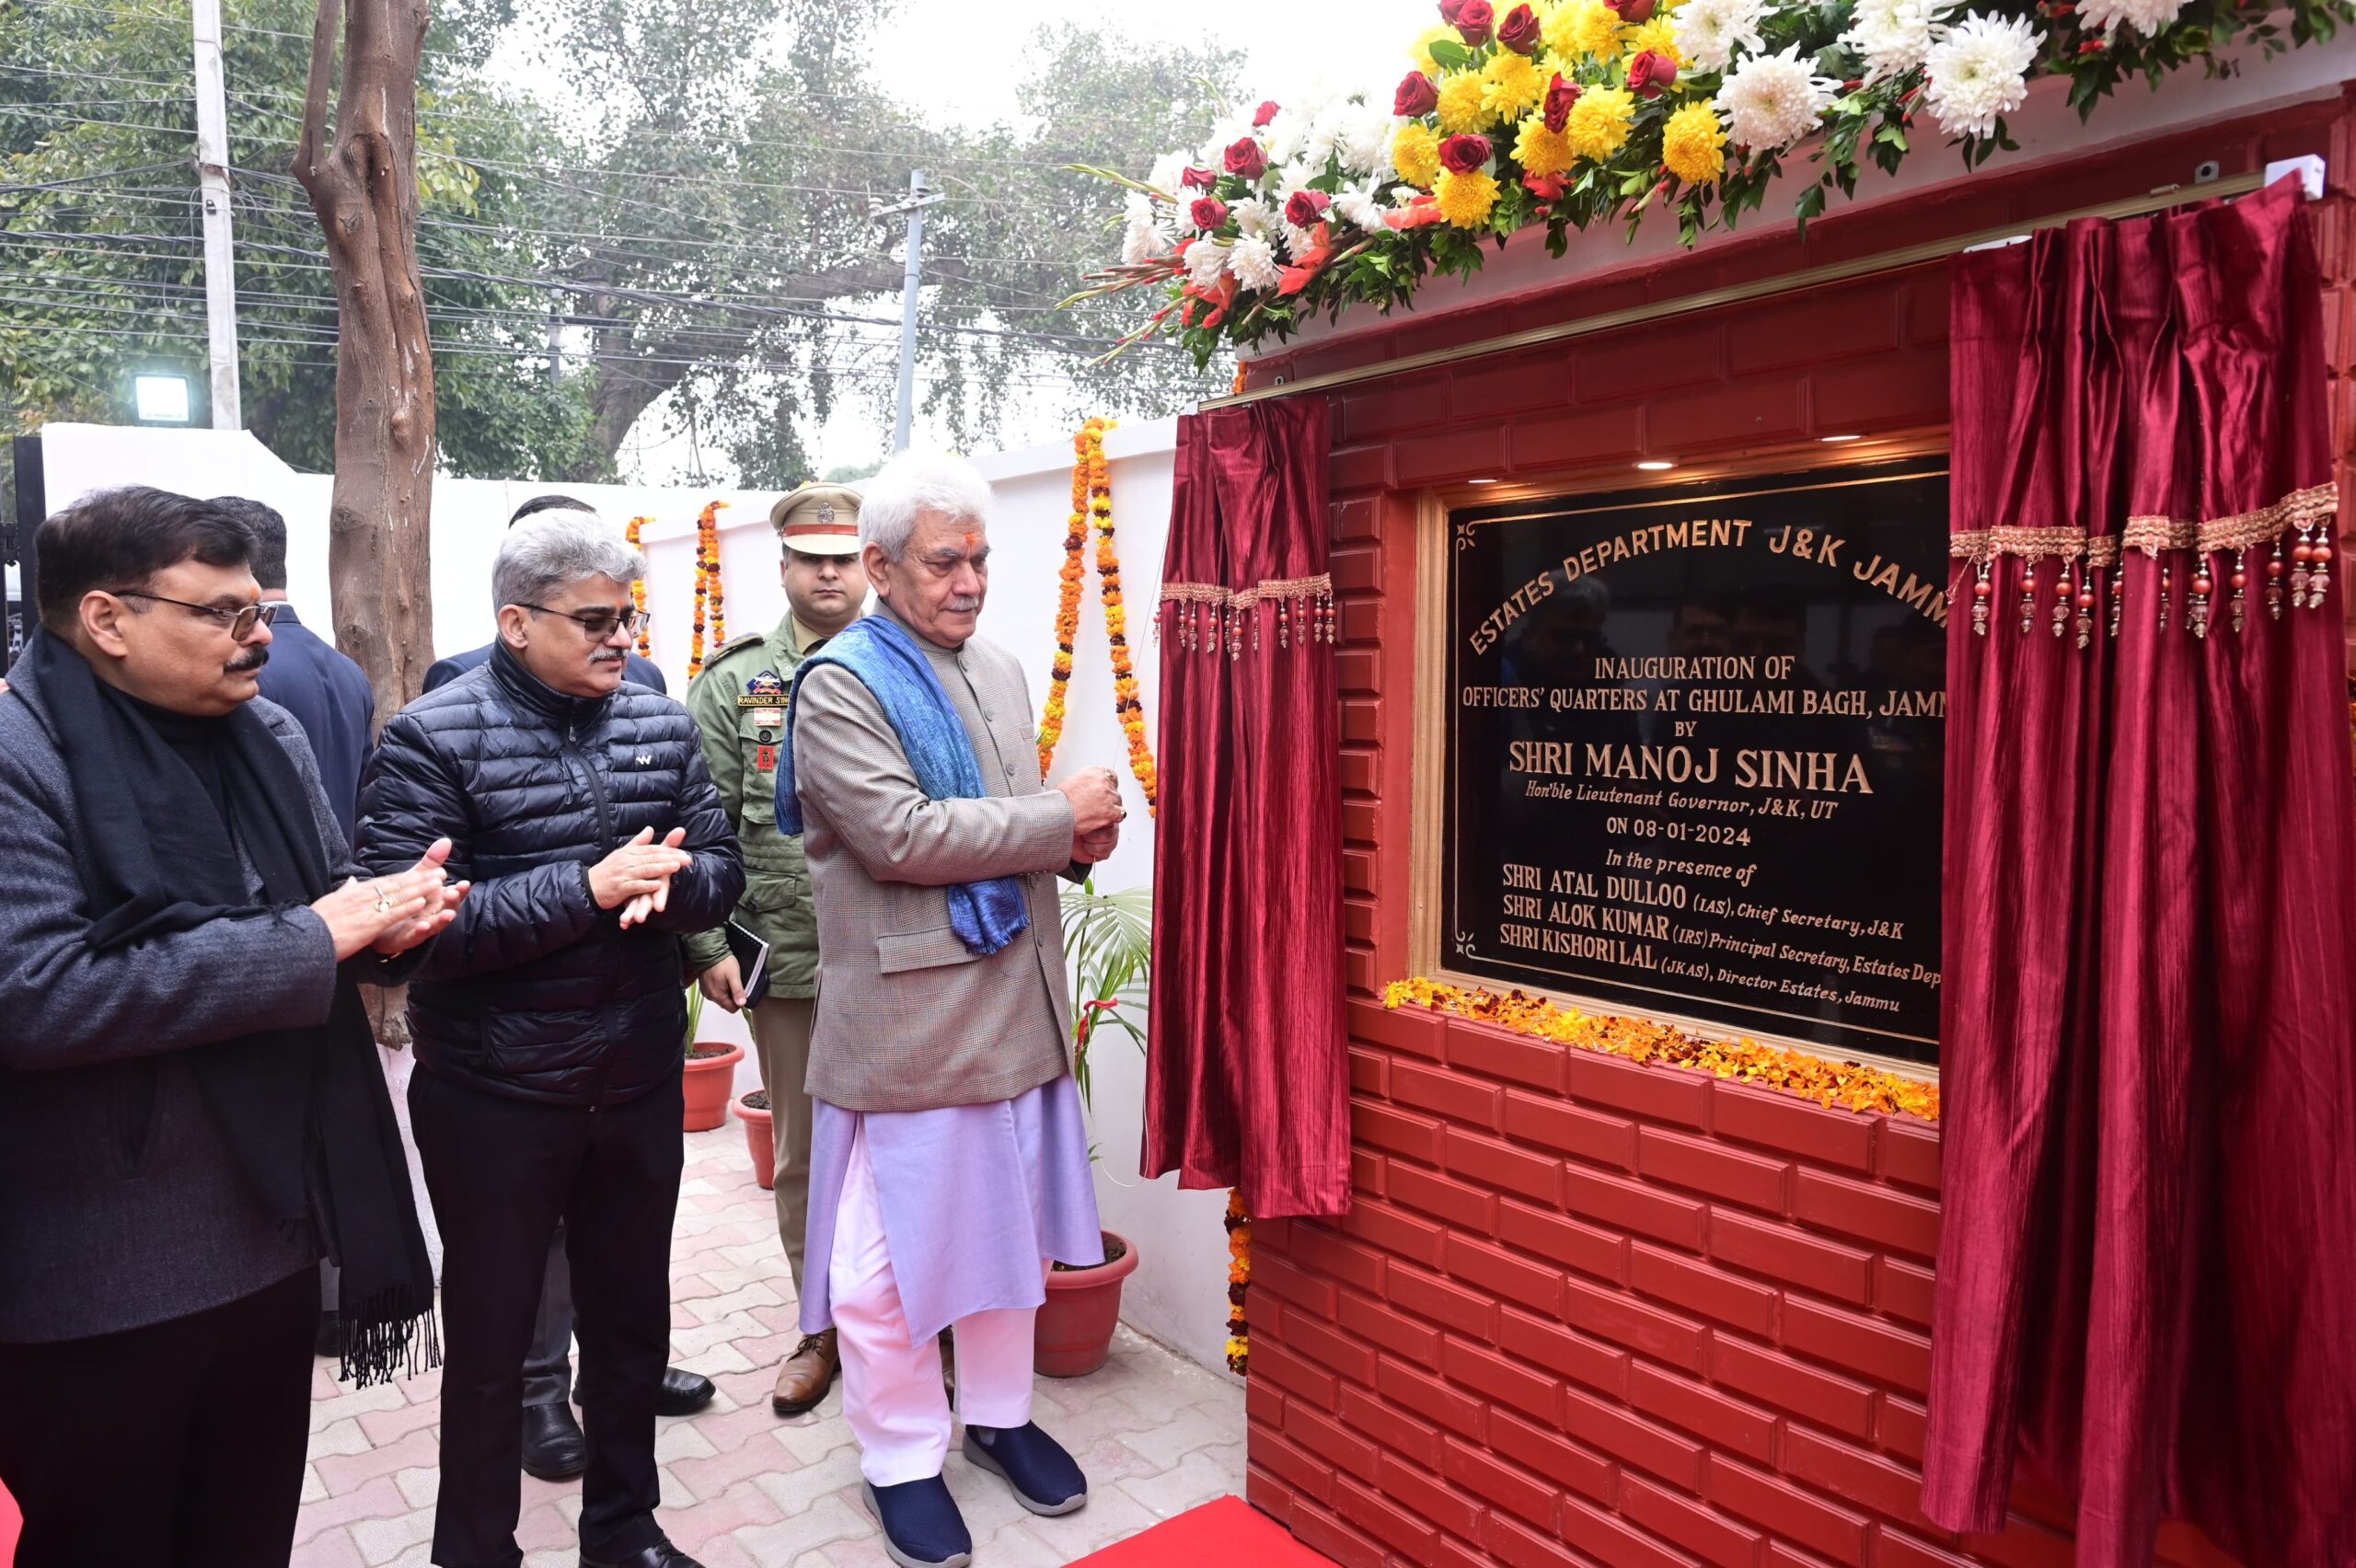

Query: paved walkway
[[294, 1126, 1246, 1568]]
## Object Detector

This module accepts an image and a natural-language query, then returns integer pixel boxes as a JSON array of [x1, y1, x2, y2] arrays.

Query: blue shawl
[[775, 615, 1031, 956]]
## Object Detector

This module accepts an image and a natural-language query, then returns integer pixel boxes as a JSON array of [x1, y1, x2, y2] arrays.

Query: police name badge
[[738, 670, 789, 719]]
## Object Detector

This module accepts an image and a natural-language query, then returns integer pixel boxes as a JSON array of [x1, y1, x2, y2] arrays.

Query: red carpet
[[1074, 1495, 1334, 1566]]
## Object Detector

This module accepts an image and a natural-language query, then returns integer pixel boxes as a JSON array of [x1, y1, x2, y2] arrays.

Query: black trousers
[[410, 1066, 683, 1568], [0, 1265, 315, 1567]]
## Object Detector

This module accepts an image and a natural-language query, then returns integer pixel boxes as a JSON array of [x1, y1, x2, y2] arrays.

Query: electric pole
[[191, 0, 241, 429], [872, 170, 944, 453]]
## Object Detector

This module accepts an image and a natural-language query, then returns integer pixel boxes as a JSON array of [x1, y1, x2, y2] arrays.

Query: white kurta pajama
[[803, 1078, 1102, 1483]]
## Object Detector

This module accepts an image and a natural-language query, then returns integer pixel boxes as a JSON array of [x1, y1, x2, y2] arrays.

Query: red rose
[[1285, 190, 1332, 227], [1627, 49, 1678, 98], [1224, 138, 1268, 181], [1438, 0, 1469, 20], [1182, 166, 1218, 190], [1191, 197, 1231, 230], [1454, 0, 1496, 44], [1394, 70, 1440, 118], [1438, 133, 1493, 175], [1498, 3, 1542, 52], [1253, 100, 1281, 128], [1543, 73, 1582, 133], [1607, 0, 1656, 20]]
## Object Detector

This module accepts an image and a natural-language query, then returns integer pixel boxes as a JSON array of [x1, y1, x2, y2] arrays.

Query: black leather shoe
[[521, 1401, 589, 1481], [314, 1312, 343, 1359], [655, 1366, 716, 1417], [580, 1541, 704, 1568]]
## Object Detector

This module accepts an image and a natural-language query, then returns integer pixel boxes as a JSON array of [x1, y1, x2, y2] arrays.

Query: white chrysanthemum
[[1342, 106, 1402, 179], [1121, 191, 1174, 265], [1715, 44, 1838, 148], [1185, 238, 1233, 288], [1334, 186, 1391, 233], [1264, 109, 1310, 167], [1923, 11, 2039, 139], [1229, 235, 1284, 292], [1841, 0, 1937, 82], [2075, 0, 2184, 35], [1298, 103, 1351, 172], [1205, 110, 1260, 160], [1230, 197, 1275, 239], [1146, 151, 1189, 196], [1674, 0, 1769, 74]]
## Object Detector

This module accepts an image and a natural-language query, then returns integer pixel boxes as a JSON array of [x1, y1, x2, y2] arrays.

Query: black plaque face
[[1443, 460, 1949, 1064]]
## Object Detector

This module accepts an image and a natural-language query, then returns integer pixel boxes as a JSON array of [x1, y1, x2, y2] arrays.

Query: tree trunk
[[295, 0, 434, 1052], [294, 0, 435, 736]]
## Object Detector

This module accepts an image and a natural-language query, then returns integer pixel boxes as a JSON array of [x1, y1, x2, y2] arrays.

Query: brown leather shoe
[[772, 1329, 839, 1416]]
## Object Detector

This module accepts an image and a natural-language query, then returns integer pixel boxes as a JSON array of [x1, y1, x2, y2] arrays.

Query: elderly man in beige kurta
[[775, 450, 1126, 1568]]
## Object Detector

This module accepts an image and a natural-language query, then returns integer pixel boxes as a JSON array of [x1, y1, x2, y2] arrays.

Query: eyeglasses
[[113, 592, 281, 640], [518, 603, 651, 640]]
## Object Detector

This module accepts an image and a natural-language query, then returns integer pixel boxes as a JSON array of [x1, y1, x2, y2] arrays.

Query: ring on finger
[[372, 882, 391, 915]]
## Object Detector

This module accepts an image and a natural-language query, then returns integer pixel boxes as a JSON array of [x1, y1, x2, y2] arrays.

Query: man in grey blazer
[[780, 450, 1125, 1568], [0, 487, 458, 1566]]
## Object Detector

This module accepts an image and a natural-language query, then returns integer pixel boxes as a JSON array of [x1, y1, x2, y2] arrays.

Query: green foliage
[[1060, 876, 1151, 1119], [3, 0, 1235, 481]]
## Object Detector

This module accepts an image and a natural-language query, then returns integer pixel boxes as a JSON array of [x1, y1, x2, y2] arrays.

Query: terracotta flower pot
[[736, 1090, 775, 1191], [1035, 1230, 1138, 1378], [682, 1042, 743, 1132]]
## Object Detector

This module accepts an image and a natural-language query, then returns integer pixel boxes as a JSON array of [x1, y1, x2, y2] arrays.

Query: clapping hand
[[590, 825, 691, 929], [1056, 767, 1126, 865], [312, 837, 465, 960]]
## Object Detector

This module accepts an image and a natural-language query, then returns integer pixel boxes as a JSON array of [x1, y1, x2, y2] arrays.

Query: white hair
[[859, 449, 993, 562], [492, 508, 644, 611]]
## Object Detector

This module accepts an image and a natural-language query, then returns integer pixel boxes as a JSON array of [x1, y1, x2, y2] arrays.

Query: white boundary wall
[[33, 418, 1234, 1374]]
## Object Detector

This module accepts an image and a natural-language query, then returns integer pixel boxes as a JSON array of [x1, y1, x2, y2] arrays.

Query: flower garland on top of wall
[[1038, 418, 1161, 814], [1385, 977, 1940, 1119], [687, 501, 728, 679], [625, 516, 653, 658], [1075, 0, 2356, 364]]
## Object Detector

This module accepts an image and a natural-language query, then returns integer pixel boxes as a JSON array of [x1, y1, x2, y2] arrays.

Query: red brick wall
[[1241, 94, 2356, 1568]]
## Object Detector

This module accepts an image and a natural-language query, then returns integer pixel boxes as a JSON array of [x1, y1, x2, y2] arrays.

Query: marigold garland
[[1037, 418, 1160, 814], [1383, 978, 1940, 1122], [1224, 1188, 1252, 1377], [624, 516, 653, 658], [687, 501, 728, 679]]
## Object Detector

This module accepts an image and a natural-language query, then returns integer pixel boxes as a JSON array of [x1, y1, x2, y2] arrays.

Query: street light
[[133, 373, 192, 424]]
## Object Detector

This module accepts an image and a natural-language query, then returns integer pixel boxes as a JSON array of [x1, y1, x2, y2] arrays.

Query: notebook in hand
[[724, 918, 772, 1009]]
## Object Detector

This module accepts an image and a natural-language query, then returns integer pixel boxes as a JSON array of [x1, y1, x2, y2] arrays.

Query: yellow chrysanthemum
[[1543, 0, 1623, 62], [1434, 168, 1502, 227], [1392, 121, 1443, 187], [1513, 113, 1577, 179], [1564, 83, 1635, 160], [1409, 23, 1454, 76], [1622, 17, 1682, 64], [1659, 100, 1727, 184], [1435, 71, 1493, 133], [1482, 49, 1548, 121]]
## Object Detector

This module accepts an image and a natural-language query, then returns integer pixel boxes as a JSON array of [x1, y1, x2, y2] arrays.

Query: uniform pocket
[[874, 925, 986, 974]]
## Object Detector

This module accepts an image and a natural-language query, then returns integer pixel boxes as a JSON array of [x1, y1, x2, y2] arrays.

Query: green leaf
[[1429, 39, 1475, 68]]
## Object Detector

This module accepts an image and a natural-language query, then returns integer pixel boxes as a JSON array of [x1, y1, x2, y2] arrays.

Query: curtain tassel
[[2269, 539, 2289, 620], [2189, 556, 2214, 640], [1972, 558, 1993, 637], [2051, 562, 2074, 640], [2017, 561, 2038, 635], [2230, 549, 2249, 635], [2159, 563, 2172, 632], [2074, 567, 2097, 650]]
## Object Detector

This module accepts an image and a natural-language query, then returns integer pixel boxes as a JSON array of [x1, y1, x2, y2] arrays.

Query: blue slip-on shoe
[[861, 1476, 974, 1568], [962, 1422, 1090, 1516]]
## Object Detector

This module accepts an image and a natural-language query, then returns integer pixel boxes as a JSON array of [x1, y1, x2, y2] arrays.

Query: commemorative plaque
[[1442, 459, 1948, 1063]]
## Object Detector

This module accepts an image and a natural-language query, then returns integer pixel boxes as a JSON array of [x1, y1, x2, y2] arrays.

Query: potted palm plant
[[681, 981, 742, 1132], [1037, 877, 1151, 1377]]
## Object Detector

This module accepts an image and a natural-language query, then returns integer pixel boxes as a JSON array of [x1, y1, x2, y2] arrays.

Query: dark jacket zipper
[[566, 718, 619, 1107]]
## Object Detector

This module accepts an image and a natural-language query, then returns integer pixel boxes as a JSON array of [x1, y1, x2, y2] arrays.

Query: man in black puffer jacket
[[359, 508, 745, 1568]]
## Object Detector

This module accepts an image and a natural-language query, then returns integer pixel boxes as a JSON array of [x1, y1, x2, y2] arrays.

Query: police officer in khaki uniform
[[686, 483, 867, 1416]]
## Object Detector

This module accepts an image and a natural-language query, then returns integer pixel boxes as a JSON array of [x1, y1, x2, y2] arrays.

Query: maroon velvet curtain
[[1926, 177, 2356, 1567], [1143, 400, 1351, 1219]]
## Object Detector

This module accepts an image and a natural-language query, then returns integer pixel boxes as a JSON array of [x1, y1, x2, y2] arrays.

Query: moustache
[[227, 648, 271, 674], [590, 650, 627, 665], [945, 596, 982, 613]]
